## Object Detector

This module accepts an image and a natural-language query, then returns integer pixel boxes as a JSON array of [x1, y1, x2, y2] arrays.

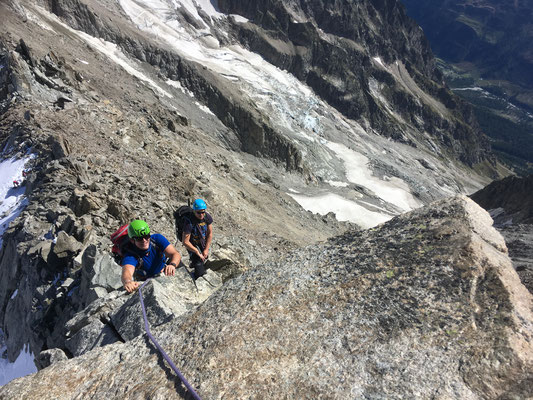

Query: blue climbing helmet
[[192, 198, 207, 211]]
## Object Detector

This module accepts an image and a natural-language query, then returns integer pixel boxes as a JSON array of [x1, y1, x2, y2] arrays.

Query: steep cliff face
[[217, 0, 491, 165], [400, 0, 533, 175], [1, 197, 532, 399], [471, 174, 533, 224]]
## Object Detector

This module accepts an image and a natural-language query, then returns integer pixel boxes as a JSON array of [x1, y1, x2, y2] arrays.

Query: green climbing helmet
[[128, 219, 150, 238]]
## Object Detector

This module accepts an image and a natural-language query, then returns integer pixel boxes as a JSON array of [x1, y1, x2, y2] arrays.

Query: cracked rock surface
[[1, 196, 531, 399]]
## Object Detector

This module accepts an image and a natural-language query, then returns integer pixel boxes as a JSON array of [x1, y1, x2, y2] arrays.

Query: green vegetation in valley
[[436, 60, 533, 175], [473, 106, 533, 175]]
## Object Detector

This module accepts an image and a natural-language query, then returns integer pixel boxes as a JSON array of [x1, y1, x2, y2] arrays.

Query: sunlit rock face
[[1, 196, 532, 399]]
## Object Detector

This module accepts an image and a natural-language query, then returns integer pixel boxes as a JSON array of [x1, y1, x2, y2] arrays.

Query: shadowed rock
[[471, 174, 533, 294], [34, 348, 68, 369], [76, 245, 123, 309], [57, 266, 222, 359], [471, 174, 533, 225], [64, 319, 119, 357], [1, 196, 531, 399]]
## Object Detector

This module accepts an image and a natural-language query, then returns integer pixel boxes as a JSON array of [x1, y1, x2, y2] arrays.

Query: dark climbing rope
[[139, 279, 202, 400]]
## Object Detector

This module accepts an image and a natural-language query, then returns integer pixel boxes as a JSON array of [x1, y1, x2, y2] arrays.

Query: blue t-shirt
[[121, 233, 170, 277]]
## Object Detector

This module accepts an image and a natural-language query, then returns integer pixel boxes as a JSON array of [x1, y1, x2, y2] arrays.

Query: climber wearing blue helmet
[[182, 198, 213, 279]]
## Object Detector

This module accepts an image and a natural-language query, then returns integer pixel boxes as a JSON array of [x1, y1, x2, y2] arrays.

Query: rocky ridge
[[0, 0, 519, 394], [1, 196, 532, 399], [0, 33, 348, 366]]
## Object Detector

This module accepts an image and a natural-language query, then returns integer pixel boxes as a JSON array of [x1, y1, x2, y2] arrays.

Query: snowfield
[[0, 156, 37, 385]]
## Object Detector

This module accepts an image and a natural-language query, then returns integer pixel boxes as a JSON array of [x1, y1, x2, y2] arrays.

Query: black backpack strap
[[151, 237, 168, 265]]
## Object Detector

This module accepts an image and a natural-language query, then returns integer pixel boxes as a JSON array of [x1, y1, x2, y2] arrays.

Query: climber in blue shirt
[[121, 220, 182, 293]]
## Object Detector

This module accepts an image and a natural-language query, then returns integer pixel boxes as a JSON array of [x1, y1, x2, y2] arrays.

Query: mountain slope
[[0, 0, 511, 388], [401, 0, 533, 174], [401, 0, 533, 89], [217, 0, 494, 166], [471, 174, 533, 292]]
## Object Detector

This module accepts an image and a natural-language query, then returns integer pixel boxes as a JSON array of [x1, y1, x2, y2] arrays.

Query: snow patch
[[288, 192, 391, 229], [326, 141, 421, 212], [177, 0, 223, 21], [25, 9, 56, 32], [231, 14, 249, 23], [195, 102, 215, 116], [75, 32, 173, 98], [0, 156, 33, 247], [373, 56, 385, 68], [0, 343, 37, 386], [326, 180, 349, 188]]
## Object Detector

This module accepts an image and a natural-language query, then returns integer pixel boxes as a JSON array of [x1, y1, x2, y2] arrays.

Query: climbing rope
[[138, 279, 202, 400]]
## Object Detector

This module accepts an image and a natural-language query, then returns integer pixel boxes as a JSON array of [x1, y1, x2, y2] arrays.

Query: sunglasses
[[195, 210, 206, 214], [134, 235, 151, 241]]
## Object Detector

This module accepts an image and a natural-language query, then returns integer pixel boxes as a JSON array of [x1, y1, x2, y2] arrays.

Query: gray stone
[[65, 319, 120, 357], [77, 246, 123, 308], [47, 134, 70, 159], [110, 268, 221, 341], [35, 348, 68, 370], [56, 214, 76, 235], [61, 277, 74, 290], [68, 189, 101, 217], [84, 286, 109, 305], [2, 197, 531, 399], [65, 291, 127, 337], [52, 231, 82, 258], [27, 240, 52, 262]]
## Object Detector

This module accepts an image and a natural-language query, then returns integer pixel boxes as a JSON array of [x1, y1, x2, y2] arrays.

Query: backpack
[[110, 224, 131, 264], [174, 205, 194, 242], [110, 224, 164, 275]]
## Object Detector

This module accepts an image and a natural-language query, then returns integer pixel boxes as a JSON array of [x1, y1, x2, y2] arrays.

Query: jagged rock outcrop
[[471, 174, 533, 225], [1, 196, 531, 399], [471, 174, 533, 293]]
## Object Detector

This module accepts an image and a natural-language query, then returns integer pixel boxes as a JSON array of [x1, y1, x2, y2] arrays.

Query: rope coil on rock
[[139, 279, 202, 400]]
